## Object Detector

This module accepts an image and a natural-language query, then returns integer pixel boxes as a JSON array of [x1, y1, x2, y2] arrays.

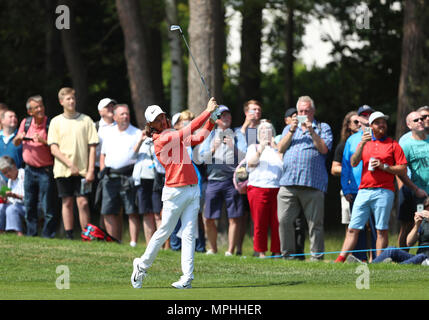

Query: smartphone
[[80, 178, 92, 195], [417, 204, 424, 213], [22, 137, 33, 141], [364, 126, 371, 135], [297, 115, 307, 124]]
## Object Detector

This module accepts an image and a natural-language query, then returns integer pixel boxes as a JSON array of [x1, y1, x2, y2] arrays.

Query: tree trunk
[[44, 0, 65, 116], [284, 0, 295, 110], [396, 0, 425, 139], [116, 0, 156, 127], [141, 0, 165, 109], [238, 0, 265, 105], [58, 0, 89, 114], [188, 0, 224, 115], [165, 0, 185, 115]]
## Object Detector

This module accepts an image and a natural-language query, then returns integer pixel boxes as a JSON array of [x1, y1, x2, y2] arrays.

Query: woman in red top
[[131, 98, 218, 289]]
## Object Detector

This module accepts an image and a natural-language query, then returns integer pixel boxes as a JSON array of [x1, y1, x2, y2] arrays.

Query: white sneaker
[[421, 258, 429, 266], [225, 251, 233, 257], [206, 249, 216, 255], [172, 276, 192, 289], [130, 241, 137, 247], [131, 258, 147, 288]]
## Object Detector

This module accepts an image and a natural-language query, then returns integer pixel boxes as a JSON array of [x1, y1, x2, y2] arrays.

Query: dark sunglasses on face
[[352, 120, 360, 124], [423, 114, 429, 119], [413, 118, 424, 123]]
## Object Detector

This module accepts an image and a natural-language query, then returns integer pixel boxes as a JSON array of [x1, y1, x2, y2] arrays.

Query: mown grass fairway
[[1, 234, 429, 300]]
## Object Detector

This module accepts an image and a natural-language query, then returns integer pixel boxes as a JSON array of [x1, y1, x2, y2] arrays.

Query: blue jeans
[[372, 247, 427, 264], [24, 165, 58, 238], [170, 214, 206, 252]]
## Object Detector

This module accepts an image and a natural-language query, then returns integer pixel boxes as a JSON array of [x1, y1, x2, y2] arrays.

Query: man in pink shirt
[[13, 95, 57, 238], [131, 97, 219, 290]]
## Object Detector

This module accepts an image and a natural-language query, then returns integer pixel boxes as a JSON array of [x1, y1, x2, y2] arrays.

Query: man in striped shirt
[[277, 96, 333, 261]]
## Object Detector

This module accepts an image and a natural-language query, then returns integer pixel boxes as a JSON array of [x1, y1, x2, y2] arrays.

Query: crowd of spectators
[[1, 89, 428, 265]]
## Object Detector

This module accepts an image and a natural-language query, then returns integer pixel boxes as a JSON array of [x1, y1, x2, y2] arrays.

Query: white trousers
[[140, 184, 200, 280]]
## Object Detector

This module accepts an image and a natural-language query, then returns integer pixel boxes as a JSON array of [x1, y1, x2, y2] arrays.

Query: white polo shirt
[[101, 124, 141, 170], [96, 118, 117, 167]]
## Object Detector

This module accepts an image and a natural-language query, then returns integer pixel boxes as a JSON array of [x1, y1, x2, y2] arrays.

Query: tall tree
[[396, 0, 426, 139], [284, 0, 295, 109], [141, 0, 165, 109], [188, 0, 224, 114], [238, 0, 265, 104], [58, 0, 89, 113], [165, 0, 185, 114], [116, 0, 156, 127]]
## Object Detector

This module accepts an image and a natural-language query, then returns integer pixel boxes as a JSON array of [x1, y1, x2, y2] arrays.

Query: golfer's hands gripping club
[[207, 97, 220, 122]]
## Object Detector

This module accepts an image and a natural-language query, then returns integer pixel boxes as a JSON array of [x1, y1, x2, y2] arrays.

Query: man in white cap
[[96, 98, 117, 167], [335, 111, 407, 262], [92, 98, 117, 224], [131, 98, 219, 289]]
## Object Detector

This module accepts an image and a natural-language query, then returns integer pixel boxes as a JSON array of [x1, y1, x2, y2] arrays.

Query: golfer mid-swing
[[131, 97, 219, 289]]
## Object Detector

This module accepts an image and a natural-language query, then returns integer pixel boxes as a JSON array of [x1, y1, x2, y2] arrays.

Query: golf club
[[170, 25, 211, 99]]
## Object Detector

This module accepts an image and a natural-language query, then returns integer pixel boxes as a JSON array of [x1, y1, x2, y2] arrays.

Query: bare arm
[[247, 144, 263, 168], [351, 131, 372, 167], [406, 213, 424, 247], [331, 161, 342, 176], [397, 173, 428, 199], [85, 145, 96, 182], [13, 132, 25, 146], [277, 117, 298, 154], [303, 119, 328, 155]]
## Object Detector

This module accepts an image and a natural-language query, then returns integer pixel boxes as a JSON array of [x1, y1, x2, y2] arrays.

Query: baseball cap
[[171, 113, 181, 127], [97, 98, 117, 111], [357, 105, 375, 116], [218, 105, 230, 114], [285, 108, 297, 118], [369, 111, 389, 125], [145, 105, 165, 123]]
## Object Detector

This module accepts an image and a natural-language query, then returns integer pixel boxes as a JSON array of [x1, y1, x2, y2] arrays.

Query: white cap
[[145, 105, 165, 123], [172, 113, 181, 126], [97, 98, 116, 111], [369, 111, 389, 125]]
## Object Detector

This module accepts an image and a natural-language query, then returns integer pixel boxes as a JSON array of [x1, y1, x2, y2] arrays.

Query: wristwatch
[[383, 163, 389, 170]]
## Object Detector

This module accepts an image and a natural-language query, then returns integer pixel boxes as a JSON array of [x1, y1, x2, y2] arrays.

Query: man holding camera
[[277, 96, 333, 261], [396, 110, 429, 248], [198, 105, 245, 256], [335, 111, 407, 262]]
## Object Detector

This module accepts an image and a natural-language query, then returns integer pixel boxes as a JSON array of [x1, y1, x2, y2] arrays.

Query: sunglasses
[[352, 120, 360, 125], [423, 114, 429, 119], [413, 118, 424, 123]]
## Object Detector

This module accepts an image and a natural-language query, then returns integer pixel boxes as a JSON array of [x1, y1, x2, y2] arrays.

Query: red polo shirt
[[18, 116, 54, 168], [359, 136, 407, 192], [153, 111, 214, 188]]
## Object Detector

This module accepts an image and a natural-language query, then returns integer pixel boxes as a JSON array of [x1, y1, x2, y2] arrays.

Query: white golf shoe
[[131, 258, 147, 288], [171, 276, 193, 289]]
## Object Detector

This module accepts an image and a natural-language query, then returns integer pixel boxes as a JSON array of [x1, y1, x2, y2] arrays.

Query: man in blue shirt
[[277, 96, 333, 260], [0, 110, 23, 180], [341, 105, 377, 261]]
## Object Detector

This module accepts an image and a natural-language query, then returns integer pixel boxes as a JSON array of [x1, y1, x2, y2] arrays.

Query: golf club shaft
[[179, 31, 212, 99]]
